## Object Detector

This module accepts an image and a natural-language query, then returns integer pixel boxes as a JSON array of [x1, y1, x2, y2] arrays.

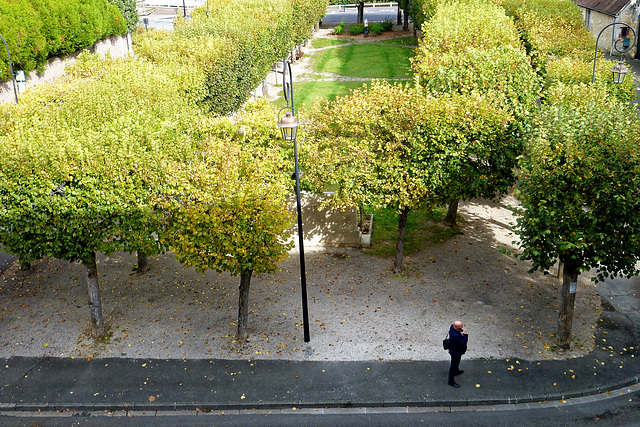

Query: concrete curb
[[1, 375, 638, 413]]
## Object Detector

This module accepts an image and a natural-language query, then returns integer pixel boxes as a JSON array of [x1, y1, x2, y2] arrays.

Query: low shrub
[[381, 19, 394, 32], [350, 24, 364, 35], [0, 0, 126, 81], [334, 25, 344, 35], [370, 23, 383, 35]]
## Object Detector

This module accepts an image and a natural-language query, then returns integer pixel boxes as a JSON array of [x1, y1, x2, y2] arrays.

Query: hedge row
[[0, 53, 293, 337], [496, 0, 636, 101], [133, 0, 329, 116], [0, 0, 128, 81], [413, 0, 540, 119]]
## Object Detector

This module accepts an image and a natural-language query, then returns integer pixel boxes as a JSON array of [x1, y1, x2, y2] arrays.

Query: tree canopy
[[513, 83, 640, 347]]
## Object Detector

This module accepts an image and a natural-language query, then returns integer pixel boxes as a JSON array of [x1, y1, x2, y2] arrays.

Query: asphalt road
[[140, 6, 401, 31], [321, 6, 399, 25], [1, 387, 639, 426]]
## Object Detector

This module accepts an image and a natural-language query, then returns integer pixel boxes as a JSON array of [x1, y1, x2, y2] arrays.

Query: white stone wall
[[0, 34, 132, 105]]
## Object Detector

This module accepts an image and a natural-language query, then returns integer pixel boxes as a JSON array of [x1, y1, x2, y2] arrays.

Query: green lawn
[[310, 43, 414, 79], [378, 37, 419, 46], [274, 81, 371, 110], [365, 206, 463, 259], [311, 38, 351, 49], [274, 80, 413, 110]]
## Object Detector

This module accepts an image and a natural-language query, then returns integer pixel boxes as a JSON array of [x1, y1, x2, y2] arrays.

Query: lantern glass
[[611, 61, 628, 84], [277, 111, 299, 141]]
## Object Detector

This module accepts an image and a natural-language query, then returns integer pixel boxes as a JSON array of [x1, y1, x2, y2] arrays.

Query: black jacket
[[448, 324, 468, 357]]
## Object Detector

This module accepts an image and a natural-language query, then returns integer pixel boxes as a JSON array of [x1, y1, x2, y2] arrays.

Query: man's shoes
[[448, 382, 461, 388], [455, 370, 464, 376]]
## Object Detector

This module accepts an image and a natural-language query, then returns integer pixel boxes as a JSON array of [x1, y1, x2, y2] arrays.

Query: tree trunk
[[393, 208, 410, 274], [403, 10, 409, 31], [556, 259, 564, 279], [83, 252, 105, 337], [137, 251, 149, 274], [444, 198, 459, 228], [237, 270, 253, 341], [397, 7, 402, 25], [20, 261, 31, 271], [557, 260, 579, 350], [357, 1, 364, 24]]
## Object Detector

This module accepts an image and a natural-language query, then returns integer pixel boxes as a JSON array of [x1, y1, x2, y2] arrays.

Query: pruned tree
[[412, 0, 540, 226], [0, 54, 206, 337], [306, 81, 514, 273], [158, 104, 293, 340], [513, 83, 640, 349]]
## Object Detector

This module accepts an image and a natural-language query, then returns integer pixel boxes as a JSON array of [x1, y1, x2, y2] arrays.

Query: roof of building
[[575, 0, 631, 16]]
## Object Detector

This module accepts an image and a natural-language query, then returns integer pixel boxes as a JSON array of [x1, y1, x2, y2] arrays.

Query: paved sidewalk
[[1, 306, 637, 412]]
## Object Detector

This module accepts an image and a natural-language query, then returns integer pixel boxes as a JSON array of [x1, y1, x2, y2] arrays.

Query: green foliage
[[545, 56, 637, 103], [497, 0, 593, 71], [0, 55, 207, 265], [107, 0, 140, 33], [413, 0, 540, 116], [514, 83, 640, 281], [417, 0, 521, 54], [369, 23, 383, 36], [306, 81, 516, 268], [0, 55, 294, 340], [0, 0, 127, 81], [0, 0, 46, 78], [350, 24, 365, 36], [306, 81, 515, 210], [134, 0, 329, 116], [157, 140, 293, 277], [334, 25, 345, 35], [381, 19, 394, 32], [493, 0, 634, 109]]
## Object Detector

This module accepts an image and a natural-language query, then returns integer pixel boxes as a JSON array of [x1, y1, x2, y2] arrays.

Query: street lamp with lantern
[[592, 22, 636, 84], [277, 59, 310, 343]]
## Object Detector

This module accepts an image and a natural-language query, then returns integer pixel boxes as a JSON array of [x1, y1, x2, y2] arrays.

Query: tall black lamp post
[[0, 33, 18, 104], [277, 59, 310, 343], [592, 22, 637, 84]]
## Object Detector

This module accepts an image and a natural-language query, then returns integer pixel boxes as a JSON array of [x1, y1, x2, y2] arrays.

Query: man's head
[[453, 321, 464, 331]]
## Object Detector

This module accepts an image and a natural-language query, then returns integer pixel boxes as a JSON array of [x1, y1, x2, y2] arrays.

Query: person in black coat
[[448, 320, 468, 388]]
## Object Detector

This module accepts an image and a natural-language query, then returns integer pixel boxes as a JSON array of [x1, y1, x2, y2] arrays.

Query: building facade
[[576, 0, 640, 58]]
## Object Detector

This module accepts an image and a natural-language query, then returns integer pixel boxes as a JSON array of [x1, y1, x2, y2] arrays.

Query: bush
[[350, 24, 364, 35], [418, 0, 521, 55], [334, 18, 345, 35], [134, 0, 329, 116], [107, 0, 140, 33], [370, 23, 383, 35], [0, 0, 46, 79], [381, 19, 394, 32], [0, 0, 127, 81], [546, 56, 637, 103]]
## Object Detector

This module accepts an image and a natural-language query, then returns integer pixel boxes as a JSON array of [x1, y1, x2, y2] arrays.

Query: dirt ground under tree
[[0, 194, 601, 362]]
